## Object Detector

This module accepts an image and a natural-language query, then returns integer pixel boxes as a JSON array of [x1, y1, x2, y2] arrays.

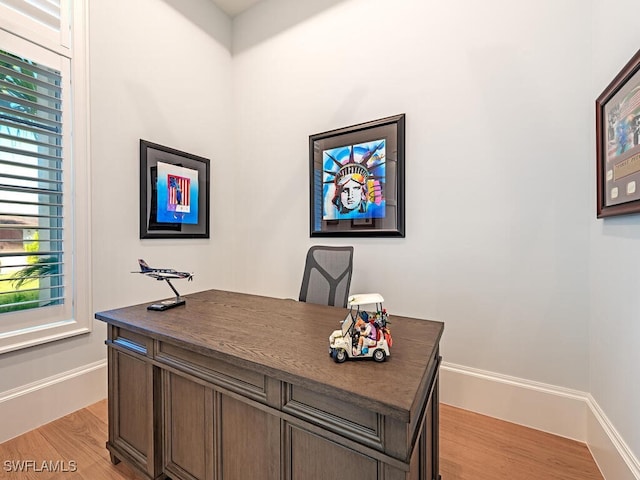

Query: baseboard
[[440, 361, 589, 440], [440, 362, 639, 480], [586, 394, 640, 480], [0, 360, 107, 444]]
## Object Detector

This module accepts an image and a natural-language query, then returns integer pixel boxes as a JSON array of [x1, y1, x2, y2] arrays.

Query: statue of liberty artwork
[[322, 139, 386, 221]]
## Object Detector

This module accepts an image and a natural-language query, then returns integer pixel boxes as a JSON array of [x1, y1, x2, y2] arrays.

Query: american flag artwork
[[156, 161, 199, 224], [167, 174, 191, 213]]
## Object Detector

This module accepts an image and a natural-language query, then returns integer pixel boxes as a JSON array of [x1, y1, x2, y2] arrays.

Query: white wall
[[232, 0, 592, 390], [0, 0, 235, 442], [90, 0, 236, 313], [590, 0, 640, 468]]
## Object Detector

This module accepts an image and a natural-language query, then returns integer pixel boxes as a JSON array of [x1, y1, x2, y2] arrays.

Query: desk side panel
[[107, 325, 162, 479]]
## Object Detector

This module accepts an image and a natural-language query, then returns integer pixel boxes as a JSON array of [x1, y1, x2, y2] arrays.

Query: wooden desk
[[95, 289, 444, 480]]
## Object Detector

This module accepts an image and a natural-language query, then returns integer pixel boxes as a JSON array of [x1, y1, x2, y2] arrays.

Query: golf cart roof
[[347, 293, 384, 307]]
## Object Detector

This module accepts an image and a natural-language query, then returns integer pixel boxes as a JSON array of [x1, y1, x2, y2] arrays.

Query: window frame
[[0, 0, 91, 354]]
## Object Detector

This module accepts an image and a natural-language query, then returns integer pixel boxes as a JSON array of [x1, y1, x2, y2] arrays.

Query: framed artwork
[[596, 48, 640, 218], [140, 140, 210, 238], [309, 114, 405, 237]]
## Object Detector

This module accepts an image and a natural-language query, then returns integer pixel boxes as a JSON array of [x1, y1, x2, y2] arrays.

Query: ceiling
[[211, 0, 263, 17]]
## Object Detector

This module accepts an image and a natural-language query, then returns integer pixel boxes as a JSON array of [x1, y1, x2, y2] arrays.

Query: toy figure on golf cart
[[329, 293, 393, 363]]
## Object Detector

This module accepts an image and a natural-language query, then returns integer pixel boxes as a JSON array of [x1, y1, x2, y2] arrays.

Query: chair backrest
[[299, 246, 354, 308]]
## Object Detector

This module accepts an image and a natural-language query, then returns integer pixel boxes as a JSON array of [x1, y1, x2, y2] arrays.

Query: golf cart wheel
[[373, 349, 386, 362], [333, 349, 347, 363]]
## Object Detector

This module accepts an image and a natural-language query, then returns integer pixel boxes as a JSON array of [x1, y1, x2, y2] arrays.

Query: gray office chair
[[299, 246, 354, 308]]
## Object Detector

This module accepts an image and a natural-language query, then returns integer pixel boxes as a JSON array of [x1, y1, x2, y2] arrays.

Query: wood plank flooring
[[0, 401, 143, 480], [440, 404, 604, 480], [0, 401, 603, 479]]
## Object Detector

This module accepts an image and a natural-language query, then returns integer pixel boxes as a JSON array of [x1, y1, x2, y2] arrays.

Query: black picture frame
[[596, 48, 640, 218], [309, 114, 405, 237], [140, 140, 210, 238]]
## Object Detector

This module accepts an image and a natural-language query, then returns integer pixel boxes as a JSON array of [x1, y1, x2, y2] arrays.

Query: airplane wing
[[144, 272, 168, 280], [143, 271, 193, 281]]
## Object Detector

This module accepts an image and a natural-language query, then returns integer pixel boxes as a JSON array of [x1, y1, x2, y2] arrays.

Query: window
[[0, 49, 65, 314], [0, 0, 90, 353]]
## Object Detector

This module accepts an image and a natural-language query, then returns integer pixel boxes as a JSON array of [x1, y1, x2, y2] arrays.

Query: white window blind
[[0, 0, 61, 31], [0, 0, 68, 53], [0, 48, 65, 314]]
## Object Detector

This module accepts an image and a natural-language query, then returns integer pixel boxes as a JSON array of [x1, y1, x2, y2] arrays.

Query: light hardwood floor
[[0, 401, 603, 479], [440, 404, 603, 480]]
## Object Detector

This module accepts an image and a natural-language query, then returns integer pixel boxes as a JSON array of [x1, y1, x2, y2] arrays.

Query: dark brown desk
[[95, 289, 444, 480]]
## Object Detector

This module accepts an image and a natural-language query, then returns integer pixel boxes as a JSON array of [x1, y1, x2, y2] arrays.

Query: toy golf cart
[[329, 293, 393, 363]]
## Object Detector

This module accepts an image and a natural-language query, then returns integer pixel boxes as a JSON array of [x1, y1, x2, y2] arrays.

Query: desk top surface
[[95, 289, 444, 421]]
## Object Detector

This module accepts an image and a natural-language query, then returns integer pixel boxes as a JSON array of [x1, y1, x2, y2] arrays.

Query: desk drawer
[[109, 326, 152, 356], [156, 342, 268, 401], [283, 384, 382, 450]]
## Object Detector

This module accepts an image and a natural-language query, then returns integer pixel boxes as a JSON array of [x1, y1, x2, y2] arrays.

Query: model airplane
[[133, 259, 193, 311], [134, 259, 193, 281]]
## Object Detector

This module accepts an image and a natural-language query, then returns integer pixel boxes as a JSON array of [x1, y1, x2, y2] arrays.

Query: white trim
[[0, 323, 91, 355], [586, 394, 640, 480], [0, 3, 69, 56], [69, 0, 93, 347], [440, 361, 588, 440], [59, 0, 71, 49], [0, 360, 107, 444], [440, 361, 639, 480]]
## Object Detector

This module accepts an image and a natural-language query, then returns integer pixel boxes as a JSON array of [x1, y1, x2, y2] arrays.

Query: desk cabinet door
[[218, 394, 281, 479], [163, 373, 214, 480], [286, 425, 377, 480], [164, 374, 281, 480]]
